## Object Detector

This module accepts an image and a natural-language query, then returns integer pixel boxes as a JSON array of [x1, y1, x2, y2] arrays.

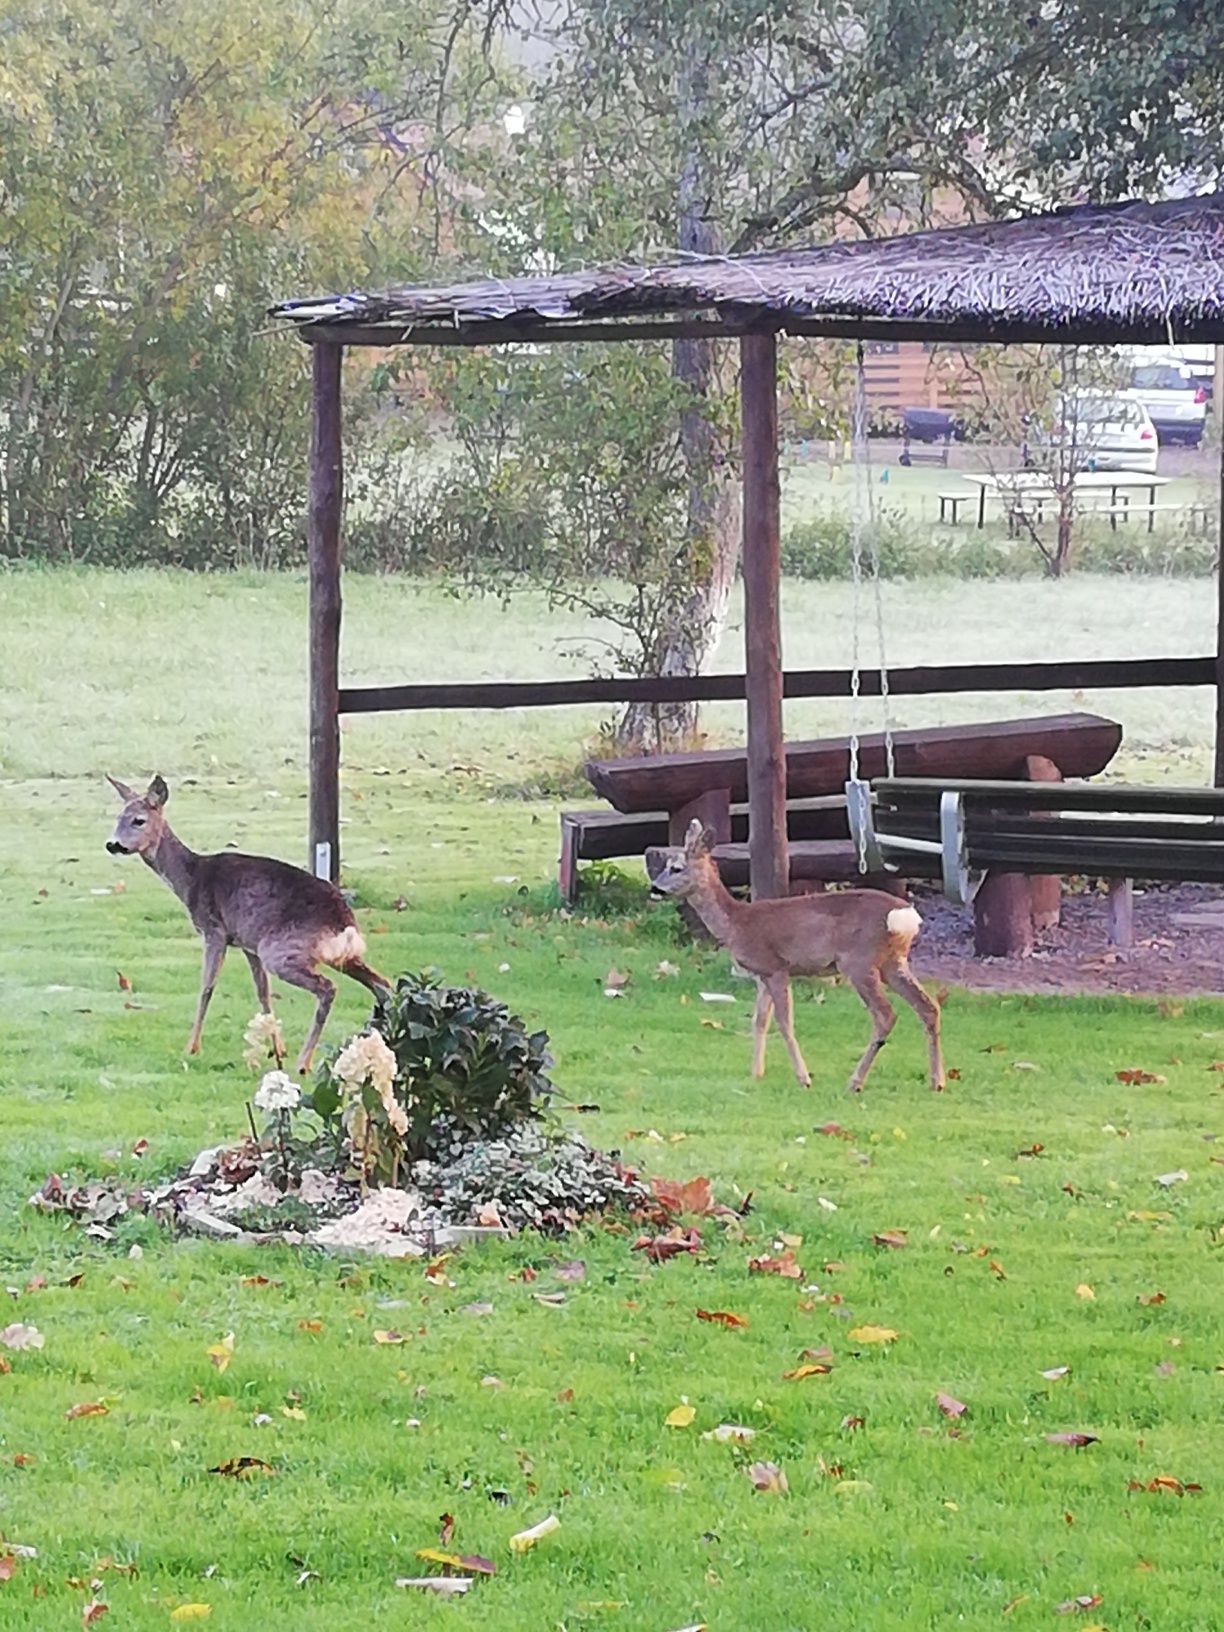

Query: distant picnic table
[[957, 469, 1172, 531]]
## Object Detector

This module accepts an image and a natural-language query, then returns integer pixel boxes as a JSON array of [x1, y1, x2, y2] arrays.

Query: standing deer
[[105, 775, 390, 1073], [651, 821, 944, 1094]]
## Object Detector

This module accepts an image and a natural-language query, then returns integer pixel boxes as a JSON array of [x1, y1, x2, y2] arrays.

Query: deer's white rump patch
[[886, 906, 922, 942], [316, 925, 367, 965]]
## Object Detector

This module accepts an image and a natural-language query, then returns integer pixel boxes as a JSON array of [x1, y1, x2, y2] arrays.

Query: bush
[[311, 971, 553, 1176]]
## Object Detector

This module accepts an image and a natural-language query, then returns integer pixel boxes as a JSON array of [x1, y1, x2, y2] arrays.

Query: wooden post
[[308, 341, 343, 882], [1215, 346, 1224, 787], [1024, 753, 1062, 931], [740, 330, 788, 900], [1106, 877, 1134, 950], [974, 874, 1034, 958]]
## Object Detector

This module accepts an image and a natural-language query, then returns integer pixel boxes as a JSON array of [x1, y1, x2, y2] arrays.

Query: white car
[[1128, 358, 1208, 447], [1034, 392, 1160, 475]]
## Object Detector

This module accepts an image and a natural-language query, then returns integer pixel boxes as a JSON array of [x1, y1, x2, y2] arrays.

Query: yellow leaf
[[280, 1406, 306, 1421], [782, 1364, 832, 1380], [848, 1324, 898, 1344], [1000, 1174, 1021, 1186], [415, 1548, 465, 1568], [834, 1479, 874, 1495], [665, 1403, 696, 1428], [373, 1330, 408, 1346], [170, 1609, 212, 1623], [1075, 1283, 1095, 1300], [206, 1333, 234, 1374], [508, 1514, 560, 1553]]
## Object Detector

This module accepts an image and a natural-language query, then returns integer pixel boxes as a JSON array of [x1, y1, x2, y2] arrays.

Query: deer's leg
[[244, 950, 272, 1013], [340, 957, 393, 996], [763, 973, 811, 1088], [884, 960, 945, 1091], [751, 980, 775, 1078], [262, 953, 335, 1075], [186, 937, 227, 1055], [844, 965, 897, 1094]]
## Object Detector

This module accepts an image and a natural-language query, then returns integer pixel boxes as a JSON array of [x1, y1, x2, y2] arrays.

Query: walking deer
[[105, 775, 390, 1073], [652, 821, 944, 1094]]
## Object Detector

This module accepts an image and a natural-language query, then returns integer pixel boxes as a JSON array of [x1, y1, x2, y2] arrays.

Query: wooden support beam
[[1024, 753, 1063, 931], [740, 331, 788, 900], [308, 342, 343, 882], [1215, 349, 1224, 788]]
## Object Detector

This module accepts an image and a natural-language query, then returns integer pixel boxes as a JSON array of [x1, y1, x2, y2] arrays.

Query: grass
[[3, 569, 1224, 1628]]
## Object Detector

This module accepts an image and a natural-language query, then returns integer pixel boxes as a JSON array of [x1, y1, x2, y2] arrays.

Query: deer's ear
[[146, 775, 170, 809], [107, 774, 138, 802], [684, 819, 707, 855]]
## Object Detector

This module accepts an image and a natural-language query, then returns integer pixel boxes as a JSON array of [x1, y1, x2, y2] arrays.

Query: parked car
[[901, 405, 964, 444], [1028, 392, 1160, 475], [1128, 358, 1209, 446]]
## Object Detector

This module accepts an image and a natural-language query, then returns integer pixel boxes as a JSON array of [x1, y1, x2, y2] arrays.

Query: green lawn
[[2, 569, 1224, 1629]]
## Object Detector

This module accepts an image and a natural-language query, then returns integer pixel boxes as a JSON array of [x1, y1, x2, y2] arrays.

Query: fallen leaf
[[747, 1250, 803, 1279], [1042, 1366, 1071, 1380], [1155, 1169, 1188, 1187], [1115, 1069, 1166, 1085], [1045, 1432, 1099, 1448], [1128, 1474, 1201, 1496], [1075, 1283, 1095, 1300], [240, 1275, 279, 1289], [833, 1479, 874, 1496], [555, 1388, 574, 1403], [460, 1302, 494, 1317], [1012, 1060, 1040, 1071], [116, 971, 132, 992], [373, 1330, 409, 1345], [480, 1375, 503, 1390], [703, 1424, 756, 1443], [1137, 1291, 1166, 1306], [695, 1309, 748, 1330], [650, 1176, 715, 1218], [699, 991, 735, 1003], [65, 1401, 109, 1420], [782, 1363, 831, 1380], [655, 960, 680, 978], [457, 1554, 496, 1576], [206, 1333, 234, 1374], [438, 1513, 455, 1547], [632, 1227, 702, 1263], [1054, 1595, 1103, 1614], [0, 1323, 44, 1352], [0, 1555, 14, 1582], [871, 1230, 908, 1250], [1014, 1143, 1045, 1158], [665, 1403, 696, 1428], [508, 1514, 560, 1553], [847, 1324, 898, 1344], [297, 1319, 323, 1334], [745, 1460, 788, 1494], [814, 1122, 854, 1140], [169, 1609, 212, 1623], [554, 1260, 586, 1283], [1002, 1594, 1029, 1615], [841, 1415, 866, 1431], [207, 1457, 274, 1478], [280, 1406, 306, 1421], [12, 1453, 34, 1467], [604, 966, 629, 990], [395, 1577, 471, 1596], [935, 1392, 966, 1419], [82, 1602, 108, 1627], [533, 1292, 566, 1307]]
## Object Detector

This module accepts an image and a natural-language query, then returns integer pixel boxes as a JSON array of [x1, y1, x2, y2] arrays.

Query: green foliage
[[315, 972, 555, 1166]]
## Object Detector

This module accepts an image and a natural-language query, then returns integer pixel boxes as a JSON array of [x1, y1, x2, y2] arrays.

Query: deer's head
[[106, 774, 170, 857], [650, 819, 715, 898]]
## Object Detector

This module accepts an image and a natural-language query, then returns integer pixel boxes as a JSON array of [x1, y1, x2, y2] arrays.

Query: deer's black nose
[[106, 841, 128, 855]]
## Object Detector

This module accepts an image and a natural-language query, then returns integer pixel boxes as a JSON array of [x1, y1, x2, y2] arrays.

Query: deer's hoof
[[185, 1041, 200, 1057]]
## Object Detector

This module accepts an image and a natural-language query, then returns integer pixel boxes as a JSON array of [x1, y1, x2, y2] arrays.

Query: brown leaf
[[1002, 1594, 1028, 1615], [1115, 1069, 1165, 1085], [747, 1250, 803, 1279], [297, 1319, 323, 1334], [649, 1175, 715, 1219], [82, 1602, 109, 1627], [840, 1415, 865, 1431], [555, 1387, 574, 1403], [1014, 1143, 1044, 1158], [814, 1122, 854, 1140], [695, 1309, 748, 1330], [1127, 1474, 1201, 1496], [116, 971, 132, 992], [632, 1227, 702, 1263], [0, 1555, 15, 1582], [207, 1456, 274, 1478], [1045, 1432, 1099, 1448], [1137, 1290, 1166, 1306], [438, 1513, 455, 1546], [65, 1401, 109, 1421], [871, 1230, 908, 1250], [457, 1554, 497, 1576], [745, 1460, 788, 1495], [935, 1392, 966, 1419], [1054, 1595, 1103, 1614], [12, 1453, 34, 1467], [553, 1260, 586, 1283], [782, 1363, 832, 1380], [240, 1275, 280, 1289]]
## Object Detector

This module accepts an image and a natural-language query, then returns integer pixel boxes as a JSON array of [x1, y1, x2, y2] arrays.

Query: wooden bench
[[561, 712, 1123, 904], [1102, 500, 1193, 533]]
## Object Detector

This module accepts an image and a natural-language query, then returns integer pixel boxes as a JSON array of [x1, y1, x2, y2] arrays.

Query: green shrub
[[311, 971, 553, 1172]]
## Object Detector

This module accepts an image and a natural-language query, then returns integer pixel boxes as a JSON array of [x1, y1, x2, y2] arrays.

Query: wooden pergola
[[270, 193, 1224, 896]]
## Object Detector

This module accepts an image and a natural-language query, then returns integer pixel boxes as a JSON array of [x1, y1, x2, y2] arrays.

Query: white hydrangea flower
[[243, 1011, 285, 1071], [253, 1070, 301, 1114], [332, 1031, 407, 1136]]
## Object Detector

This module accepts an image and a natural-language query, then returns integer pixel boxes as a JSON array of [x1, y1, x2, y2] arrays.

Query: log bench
[[562, 713, 1125, 956]]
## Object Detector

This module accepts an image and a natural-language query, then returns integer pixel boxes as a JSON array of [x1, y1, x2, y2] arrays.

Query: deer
[[651, 820, 944, 1094], [105, 774, 391, 1074]]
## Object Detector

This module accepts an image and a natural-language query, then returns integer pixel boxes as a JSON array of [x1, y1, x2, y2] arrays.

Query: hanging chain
[[848, 344, 868, 873], [851, 344, 896, 779]]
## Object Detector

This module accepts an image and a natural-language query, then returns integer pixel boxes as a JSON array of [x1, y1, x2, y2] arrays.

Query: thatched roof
[[271, 193, 1224, 347]]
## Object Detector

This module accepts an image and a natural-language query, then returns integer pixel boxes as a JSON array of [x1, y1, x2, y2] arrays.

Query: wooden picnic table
[[585, 713, 1123, 834], [959, 469, 1172, 531]]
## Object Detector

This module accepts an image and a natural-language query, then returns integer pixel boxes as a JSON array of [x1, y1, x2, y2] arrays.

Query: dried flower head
[[243, 1012, 285, 1072], [333, 1031, 406, 1136], [253, 1071, 301, 1115]]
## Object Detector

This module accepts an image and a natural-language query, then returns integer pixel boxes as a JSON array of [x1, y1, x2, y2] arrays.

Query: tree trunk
[[617, 47, 740, 753]]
